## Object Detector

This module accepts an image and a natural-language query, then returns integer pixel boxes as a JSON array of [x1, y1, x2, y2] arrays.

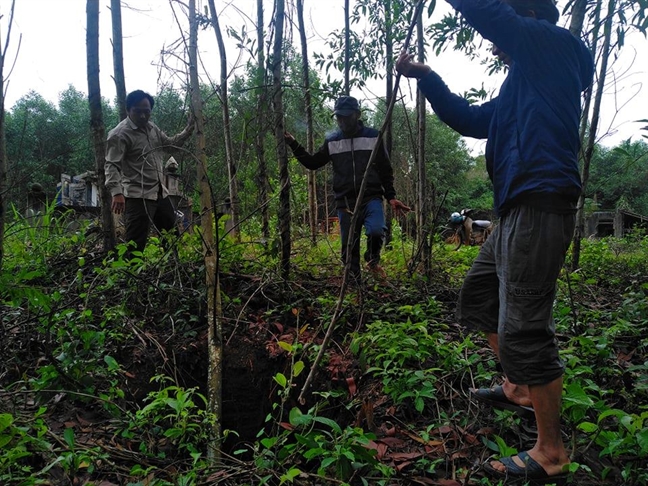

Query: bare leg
[[486, 332, 532, 407], [490, 376, 570, 476]]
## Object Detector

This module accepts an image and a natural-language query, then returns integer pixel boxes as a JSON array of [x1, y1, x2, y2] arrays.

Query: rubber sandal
[[470, 385, 535, 419], [483, 451, 569, 485]]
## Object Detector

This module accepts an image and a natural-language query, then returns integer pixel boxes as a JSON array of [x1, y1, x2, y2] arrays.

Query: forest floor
[[1, 233, 645, 485]]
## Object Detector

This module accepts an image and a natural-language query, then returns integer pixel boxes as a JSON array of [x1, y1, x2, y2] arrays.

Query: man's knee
[[499, 334, 564, 385], [365, 227, 384, 239]]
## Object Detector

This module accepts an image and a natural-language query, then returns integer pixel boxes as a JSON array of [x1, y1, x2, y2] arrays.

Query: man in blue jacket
[[397, 0, 593, 482], [285, 96, 410, 282]]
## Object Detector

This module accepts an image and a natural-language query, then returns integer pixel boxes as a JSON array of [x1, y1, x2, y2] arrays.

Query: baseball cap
[[333, 96, 360, 116]]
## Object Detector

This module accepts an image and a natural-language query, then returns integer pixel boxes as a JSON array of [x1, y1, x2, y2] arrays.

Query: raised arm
[[285, 132, 331, 170], [396, 51, 494, 139]]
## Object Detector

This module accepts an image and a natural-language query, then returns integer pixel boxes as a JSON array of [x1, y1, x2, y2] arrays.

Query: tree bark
[[344, 0, 350, 94], [272, 0, 290, 280], [0, 0, 16, 271], [87, 0, 116, 252], [110, 0, 127, 120], [577, 1, 601, 145], [384, 0, 394, 247], [208, 0, 240, 239], [296, 0, 318, 244], [568, 0, 589, 36], [415, 13, 432, 276], [189, 0, 221, 460], [572, 0, 611, 270], [255, 0, 271, 241]]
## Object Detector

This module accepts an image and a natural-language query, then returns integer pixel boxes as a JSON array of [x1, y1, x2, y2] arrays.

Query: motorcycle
[[442, 208, 494, 250]]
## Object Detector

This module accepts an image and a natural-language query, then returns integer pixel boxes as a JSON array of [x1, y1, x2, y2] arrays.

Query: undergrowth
[[0, 211, 647, 485]]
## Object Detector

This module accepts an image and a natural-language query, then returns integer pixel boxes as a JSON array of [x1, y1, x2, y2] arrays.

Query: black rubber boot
[[364, 235, 383, 267]]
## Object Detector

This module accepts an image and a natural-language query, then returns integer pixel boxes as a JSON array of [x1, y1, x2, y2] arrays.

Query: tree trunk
[[384, 0, 394, 248], [87, 0, 116, 252], [208, 0, 240, 239], [0, 0, 16, 271], [344, 0, 350, 94], [568, 0, 599, 154], [415, 13, 432, 276], [572, 0, 612, 270], [189, 0, 222, 460], [577, 1, 601, 145], [568, 0, 589, 36], [296, 0, 318, 244], [254, 0, 271, 241], [110, 0, 127, 120], [272, 0, 290, 280], [335, 0, 351, 233]]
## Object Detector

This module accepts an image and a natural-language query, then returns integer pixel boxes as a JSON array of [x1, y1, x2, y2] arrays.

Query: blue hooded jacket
[[419, 0, 594, 216]]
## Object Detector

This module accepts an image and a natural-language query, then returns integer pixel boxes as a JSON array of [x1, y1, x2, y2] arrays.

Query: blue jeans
[[337, 198, 386, 276]]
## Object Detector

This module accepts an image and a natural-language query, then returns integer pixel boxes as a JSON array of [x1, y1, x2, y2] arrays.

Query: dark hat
[[536, 0, 560, 24], [508, 0, 559, 24], [333, 96, 360, 116]]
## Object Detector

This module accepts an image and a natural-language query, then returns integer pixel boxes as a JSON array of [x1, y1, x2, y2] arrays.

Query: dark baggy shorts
[[456, 205, 575, 386]]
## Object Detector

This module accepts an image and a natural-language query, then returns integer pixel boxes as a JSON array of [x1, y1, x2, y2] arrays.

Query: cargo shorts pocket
[[503, 282, 556, 338]]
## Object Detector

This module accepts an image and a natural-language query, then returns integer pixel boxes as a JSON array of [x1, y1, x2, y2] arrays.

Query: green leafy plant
[[29, 306, 125, 398], [576, 407, 648, 483], [351, 310, 482, 412], [0, 409, 51, 484], [121, 376, 216, 458], [257, 404, 390, 484], [482, 434, 517, 457], [49, 427, 107, 479], [251, 333, 393, 484]]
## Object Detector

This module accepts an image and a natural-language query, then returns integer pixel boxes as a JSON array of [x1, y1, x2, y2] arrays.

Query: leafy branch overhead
[[314, 0, 421, 88]]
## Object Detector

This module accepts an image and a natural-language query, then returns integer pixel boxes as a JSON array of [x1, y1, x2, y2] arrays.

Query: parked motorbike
[[442, 208, 494, 250]]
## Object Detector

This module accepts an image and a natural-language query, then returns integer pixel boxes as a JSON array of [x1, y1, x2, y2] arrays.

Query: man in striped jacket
[[285, 96, 410, 282]]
